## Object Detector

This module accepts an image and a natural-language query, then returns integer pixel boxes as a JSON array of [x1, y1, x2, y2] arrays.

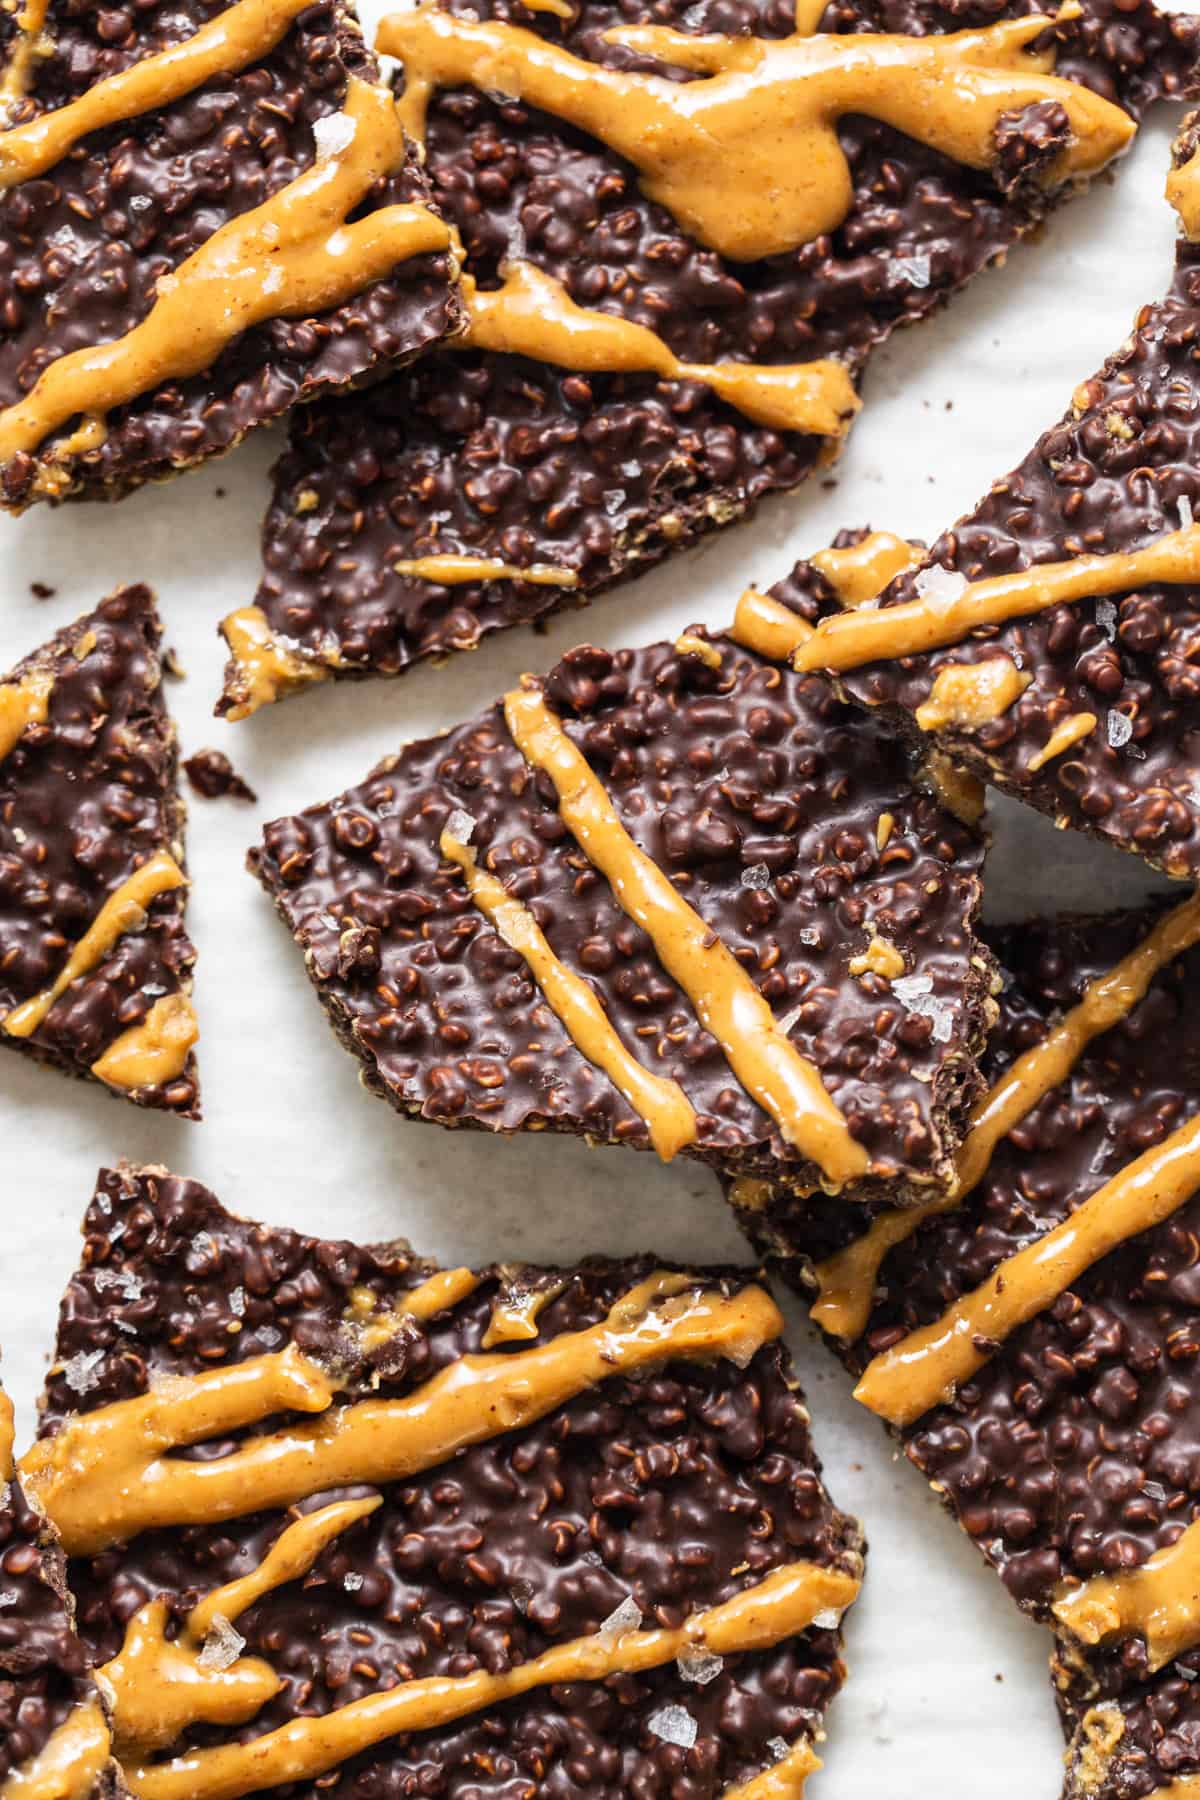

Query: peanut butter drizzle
[[2, 1701, 112, 1800], [811, 531, 921, 607], [855, 1106, 1200, 1427], [0, 0, 50, 117], [1053, 1514, 1200, 1671], [722, 1739, 821, 1799], [381, 6, 1132, 264], [674, 633, 724, 670], [219, 607, 330, 721], [0, 0, 313, 189], [1168, 146, 1200, 243], [503, 684, 868, 1184], [811, 887, 1200, 1341], [393, 554, 578, 587], [125, 1559, 857, 1800], [22, 1276, 783, 1556], [0, 77, 449, 467], [848, 935, 905, 981], [442, 823, 698, 1161], [0, 668, 52, 762], [345, 1267, 481, 1349], [3, 848, 185, 1040], [482, 1274, 566, 1346], [457, 259, 859, 439], [0, 1389, 12, 1481], [914, 655, 1031, 732], [103, 1498, 382, 1760], [792, 522, 1200, 674], [1027, 710, 1097, 772], [1146, 1782, 1200, 1800], [730, 589, 813, 661], [90, 992, 198, 1091]]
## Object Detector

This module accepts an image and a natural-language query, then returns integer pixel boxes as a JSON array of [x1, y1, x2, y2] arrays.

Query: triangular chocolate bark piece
[[0, 587, 199, 1115]]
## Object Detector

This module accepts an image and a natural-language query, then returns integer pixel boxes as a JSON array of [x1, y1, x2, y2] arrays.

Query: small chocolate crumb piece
[[0, 0, 460, 510], [0, 1375, 124, 1795], [227, 0, 1200, 710], [250, 541, 994, 1203], [803, 124, 1200, 880], [29, 581, 55, 600], [32, 1162, 866, 1797], [0, 587, 200, 1116], [733, 901, 1200, 1800], [183, 749, 257, 805]]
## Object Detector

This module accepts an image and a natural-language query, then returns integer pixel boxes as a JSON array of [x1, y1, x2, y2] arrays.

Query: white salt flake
[[1180, 494, 1195, 530], [0, 1590, 17, 1608], [740, 863, 770, 890], [446, 808, 476, 845], [1106, 710, 1134, 749], [799, 926, 821, 947], [129, 193, 151, 213], [813, 1607, 843, 1629], [198, 1614, 245, 1671], [677, 1646, 723, 1685], [312, 111, 357, 160], [1095, 598, 1117, 642], [62, 1350, 104, 1395], [92, 1267, 143, 1301], [913, 564, 968, 610], [891, 252, 931, 289], [776, 1002, 805, 1035], [891, 974, 954, 1043], [258, 1326, 284, 1349], [767, 1738, 790, 1762], [647, 1704, 697, 1750], [598, 1594, 642, 1645], [229, 1286, 246, 1318], [602, 488, 627, 516], [343, 1572, 364, 1592]]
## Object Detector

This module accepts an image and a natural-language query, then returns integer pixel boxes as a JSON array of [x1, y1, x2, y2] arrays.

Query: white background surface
[[0, 53, 1193, 1798]]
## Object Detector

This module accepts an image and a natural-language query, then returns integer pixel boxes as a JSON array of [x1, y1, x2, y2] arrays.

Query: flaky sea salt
[[312, 112, 357, 160], [603, 488, 627, 516], [913, 564, 968, 610], [92, 1267, 143, 1301], [891, 252, 931, 289], [62, 1349, 104, 1395], [344, 1572, 364, 1592], [229, 1286, 246, 1318], [740, 863, 770, 890], [891, 974, 954, 1043], [647, 1704, 697, 1750], [446, 808, 476, 844], [767, 1738, 790, 1762], [677, 1646, 723, 1685], [813, 1608, 843, 1629], [198, 1614, 245, 1671], [0, 1590, 17, 1608], [598, 1594, 642, 1645], [1095, 598, 1117, 642], [799, 926, 821, 947], [1180, 494, 1195, 530], [1106, 710, 1134, 749]]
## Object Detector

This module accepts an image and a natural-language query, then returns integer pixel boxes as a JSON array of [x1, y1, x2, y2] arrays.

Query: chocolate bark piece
[[28, 1162, 865, 1798], [0, 0, 459, 511], [249, 551, 994, 1202], [0, 1379, 124, 1797], [0, 586, 200, 1116], [222, 0, 1200, 715], [731, 901, 1200, 1795], [778, 121, 1200, 882], [183, 747, 257, 803]]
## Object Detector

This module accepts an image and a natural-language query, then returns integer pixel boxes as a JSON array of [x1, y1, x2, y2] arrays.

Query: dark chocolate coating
[[233, 0, 1200, 702], [736, 907, 1200, 1795], [0, 585, 199, 1115], [249, 556, 993, 1200], [0, 1398, 118, 1791], [42, 1163, 864, 1797], [183, 747, 257, 803], [833, 126, 1200, 880], [0, 0, 458, 508]]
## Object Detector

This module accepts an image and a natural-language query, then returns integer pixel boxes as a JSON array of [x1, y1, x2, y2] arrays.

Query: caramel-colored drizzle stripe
[[1027, 710, 1097, 773], [1053, 1511, 1200, 1670], [731, 589, 813, 661], [1, 1701, 113, 1800], [0, 0, 49, 113], [0, 0, 313, 189], [0, 1388, 12, 1482], [1146, 1782, 1200, 1800], [791, 523, 1200, 674], [722, 1739, 821, 1800], [91, 992, 198, 1091], [218, 607, 330, 722], [913, 655, 1031, 732], [21, 1274, 784, 1555], [0, 669, 52, 761], [854, 1106, 1200, 1428], [395, 555, 579, 587], [379, 7, 1132, 263], [1168, 145, 1200, 244], [458, 260, 859, 440], [729, 533, 921, 664], [0, 78, 449, 464], [3, 848, 186, 1039], [812, 888, 1200, 1342], [441, 825, 698, 1161], [503, 684, 868, 1184], [124, 1560, 856, 1800]]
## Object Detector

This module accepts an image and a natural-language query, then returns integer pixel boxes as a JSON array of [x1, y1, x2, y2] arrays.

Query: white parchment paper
[[0, 72, 1191, 1800]]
